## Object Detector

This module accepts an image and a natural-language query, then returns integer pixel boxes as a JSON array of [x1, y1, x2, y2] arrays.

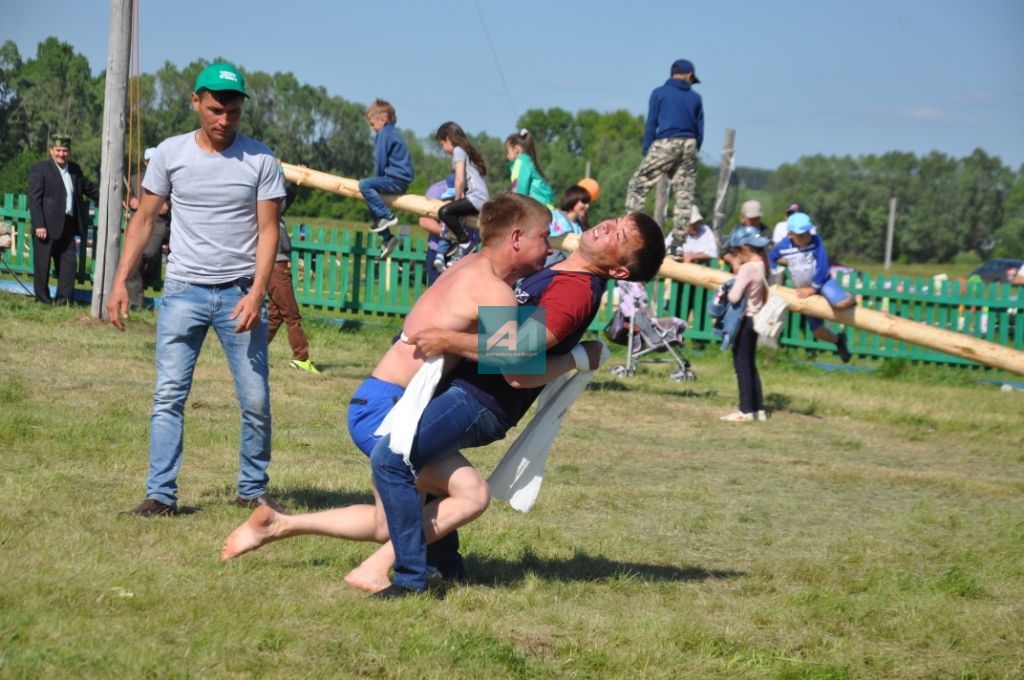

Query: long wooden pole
[[560, 233, 1024, 376], [281, 163, 477, 227], [91, 0, 132, 320], [282, 163, 1024, 376]]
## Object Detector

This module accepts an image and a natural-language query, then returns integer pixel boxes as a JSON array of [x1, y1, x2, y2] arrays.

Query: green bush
[[876, 357, 909, 380], [0, 149, 39, 196], [951, 250, 982, 267]]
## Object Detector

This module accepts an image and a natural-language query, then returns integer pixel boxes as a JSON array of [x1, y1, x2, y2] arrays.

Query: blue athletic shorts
[[807, 278, 851, 331], [347, 376, 405, 457]]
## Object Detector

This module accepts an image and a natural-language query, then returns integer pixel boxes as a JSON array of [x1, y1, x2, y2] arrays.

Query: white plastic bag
[[753, 286, 787, 347]]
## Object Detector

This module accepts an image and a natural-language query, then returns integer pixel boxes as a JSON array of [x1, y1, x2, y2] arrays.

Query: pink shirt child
[[728, 258, 767, 317]]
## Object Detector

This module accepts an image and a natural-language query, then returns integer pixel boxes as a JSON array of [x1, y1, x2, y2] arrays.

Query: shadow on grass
[[288, 366, 374, 380], [587, 379, 631, 392], [466, 547, 745, 587], [764, 393, 822, 418], [590, 380, 719, 401], [650, 387, 719, 399], [280, 488, 374, 509]]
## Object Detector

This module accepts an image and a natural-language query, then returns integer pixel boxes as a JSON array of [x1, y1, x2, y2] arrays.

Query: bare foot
[[344, 566, 391, 593], [220, 505, 280, 561]]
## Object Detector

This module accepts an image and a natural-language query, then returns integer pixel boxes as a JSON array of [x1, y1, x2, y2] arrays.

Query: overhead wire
[[473, 0, 518, 124]]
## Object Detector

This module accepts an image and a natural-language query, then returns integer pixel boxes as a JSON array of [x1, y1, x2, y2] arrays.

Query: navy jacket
[[373, 122, 414, 186], [642, 78, 704, 155]]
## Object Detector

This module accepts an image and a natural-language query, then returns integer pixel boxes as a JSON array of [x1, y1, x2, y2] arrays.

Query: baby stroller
[[605, 281, 696, 382]]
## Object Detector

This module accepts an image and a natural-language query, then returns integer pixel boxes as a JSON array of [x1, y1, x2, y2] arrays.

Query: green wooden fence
[[1, 192, 97, 283], [2, 193, 1021, 367]]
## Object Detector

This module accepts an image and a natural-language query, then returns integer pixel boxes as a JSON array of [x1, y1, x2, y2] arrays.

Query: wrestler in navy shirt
[[449, 268, 607, 428]]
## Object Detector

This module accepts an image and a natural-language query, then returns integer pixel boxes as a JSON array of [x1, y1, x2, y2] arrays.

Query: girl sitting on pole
[[434, 121, 490, 271], [505, 129, 554, 208]]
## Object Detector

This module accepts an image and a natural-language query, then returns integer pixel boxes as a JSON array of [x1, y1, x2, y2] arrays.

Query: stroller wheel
[[671, 368, 697, 382]]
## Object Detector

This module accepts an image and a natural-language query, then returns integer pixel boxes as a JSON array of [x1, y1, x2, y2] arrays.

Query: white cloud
[[952, 89, 996, 105], [865, 106, 967, 124], [904, 106, 965, 123]]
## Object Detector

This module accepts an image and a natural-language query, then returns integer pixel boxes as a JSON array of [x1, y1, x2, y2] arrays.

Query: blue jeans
[[147, 278, 271, 505], [358, 176, 408, 220], [806, 278, 852, 331], [370, 384, 508, 592]]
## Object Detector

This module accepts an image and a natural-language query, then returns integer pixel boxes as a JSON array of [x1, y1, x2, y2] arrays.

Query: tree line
[[2, 38, 1022, 263]]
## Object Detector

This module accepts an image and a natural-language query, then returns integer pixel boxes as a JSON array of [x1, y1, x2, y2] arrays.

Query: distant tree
[[0, 149, 38, 196], [576, 109, 645, 222], [0, 40, 23, 163], [993, 165, 1024, 258], [956, 148, 1012, 257], [735, 166, 773, 191], [143, 60, 206, 144], [6, 38, 101, 170], [900, 152, 962, 262]]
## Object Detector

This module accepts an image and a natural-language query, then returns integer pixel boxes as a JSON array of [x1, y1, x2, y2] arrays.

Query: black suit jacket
[[27, 159, 100, 241]]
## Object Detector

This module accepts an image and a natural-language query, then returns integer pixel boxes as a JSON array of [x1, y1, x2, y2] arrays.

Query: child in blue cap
[[768, 212, 855, 362], [720, 226, 771, 422]]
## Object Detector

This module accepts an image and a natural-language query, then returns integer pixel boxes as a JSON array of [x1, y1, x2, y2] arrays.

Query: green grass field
[[1, 293, 1022, 678]]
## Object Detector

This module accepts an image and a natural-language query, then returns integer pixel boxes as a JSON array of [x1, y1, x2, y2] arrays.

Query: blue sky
[[7, 0, 1024, 170]]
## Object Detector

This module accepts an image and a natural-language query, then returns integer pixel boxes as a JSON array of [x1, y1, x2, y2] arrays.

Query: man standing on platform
[[625, 58, 704, 255]]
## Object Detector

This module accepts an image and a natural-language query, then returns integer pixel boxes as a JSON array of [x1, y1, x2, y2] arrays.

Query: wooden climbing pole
[[281, 163, 1024, 376]]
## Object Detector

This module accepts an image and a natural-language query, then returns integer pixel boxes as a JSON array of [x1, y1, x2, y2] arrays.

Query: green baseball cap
[[50, 133, 71, 148], [194, 62, 249, 97]]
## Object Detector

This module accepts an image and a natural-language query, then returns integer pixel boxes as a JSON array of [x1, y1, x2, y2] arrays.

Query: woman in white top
[[721, 226, 770, 422]]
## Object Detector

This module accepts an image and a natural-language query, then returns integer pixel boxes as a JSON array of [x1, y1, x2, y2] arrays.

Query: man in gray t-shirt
[[109, 62, 287, 517]]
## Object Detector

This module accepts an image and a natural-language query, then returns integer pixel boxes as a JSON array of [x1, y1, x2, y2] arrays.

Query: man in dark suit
[[27, 134, 99, 304]]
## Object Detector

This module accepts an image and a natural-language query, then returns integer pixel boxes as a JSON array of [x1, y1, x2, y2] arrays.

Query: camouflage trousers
[[624, 137, 698, 246]]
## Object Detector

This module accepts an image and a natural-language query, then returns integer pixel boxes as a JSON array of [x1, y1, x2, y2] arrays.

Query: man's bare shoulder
[[443, 256, 517, 304], [403, 255, 514, 335]]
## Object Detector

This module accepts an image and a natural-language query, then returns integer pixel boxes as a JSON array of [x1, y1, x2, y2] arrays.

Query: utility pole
[[90, 0, 133, 320], [884, 194, 897, 271], [712, 128, 736, 236]]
